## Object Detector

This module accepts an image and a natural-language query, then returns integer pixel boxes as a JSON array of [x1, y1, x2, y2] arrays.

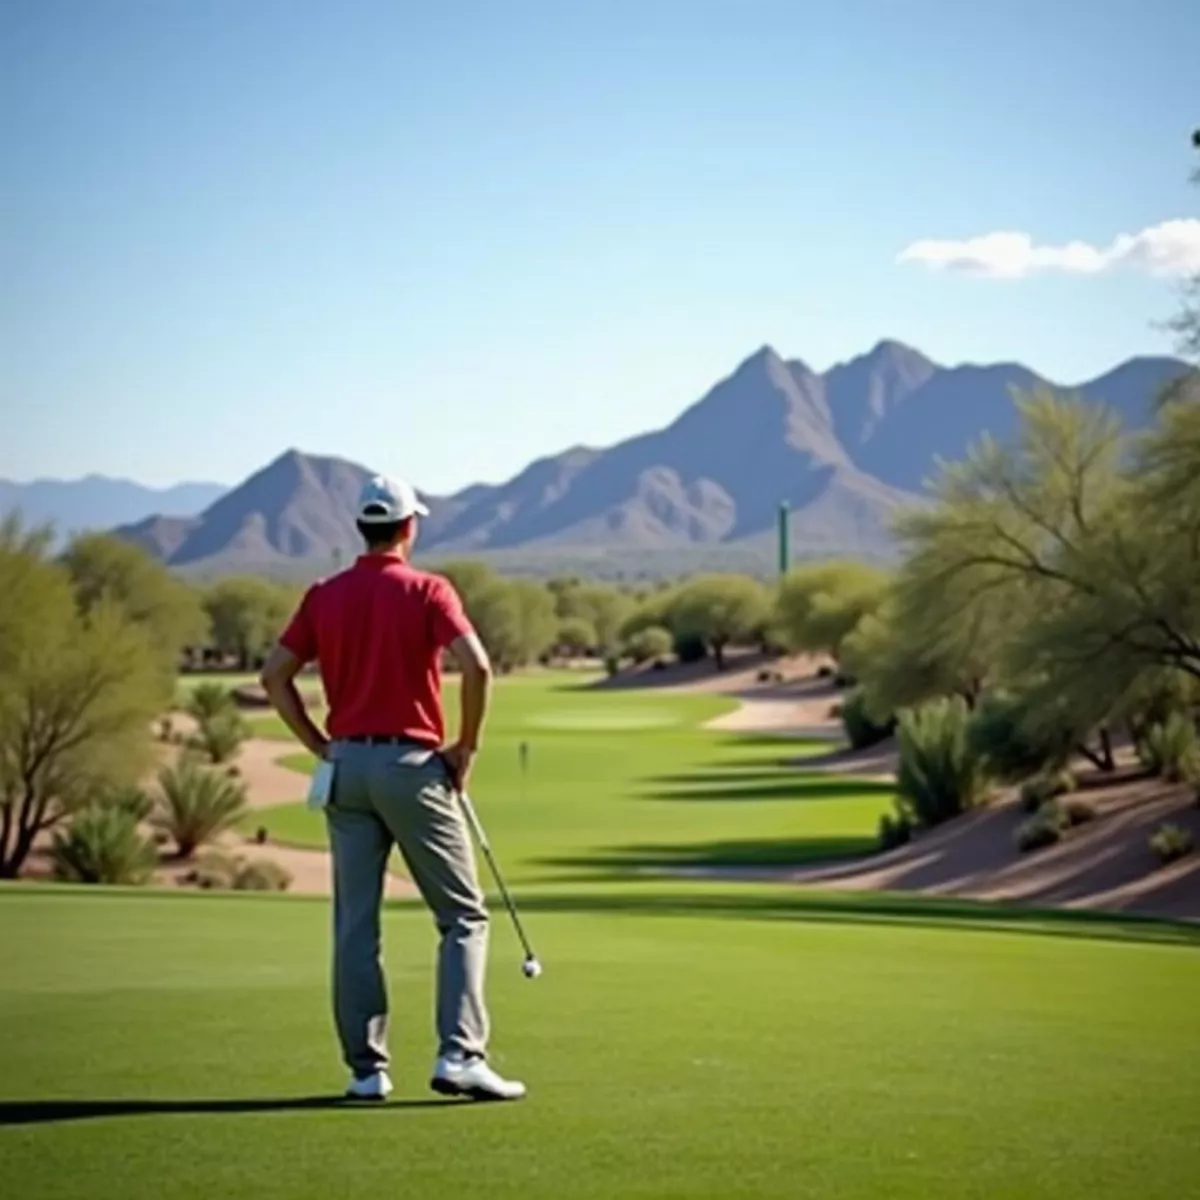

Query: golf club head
[[522, 955, 543, 980]]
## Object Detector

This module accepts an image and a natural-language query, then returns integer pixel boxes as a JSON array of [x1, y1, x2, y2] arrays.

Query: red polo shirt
[[278, 555, 473, 745]]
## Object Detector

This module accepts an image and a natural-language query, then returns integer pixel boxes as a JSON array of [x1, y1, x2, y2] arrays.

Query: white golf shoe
[[430, 1055, 526, 1102], [344, 1070, 393, 1101]]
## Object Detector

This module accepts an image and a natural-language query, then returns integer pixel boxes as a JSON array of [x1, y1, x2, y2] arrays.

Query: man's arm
[[260, 645, 329, 761], [442, 630, 492, 790]]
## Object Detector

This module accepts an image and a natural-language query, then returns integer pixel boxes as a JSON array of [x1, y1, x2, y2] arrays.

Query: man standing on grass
[[259, 474, 526, 1103]]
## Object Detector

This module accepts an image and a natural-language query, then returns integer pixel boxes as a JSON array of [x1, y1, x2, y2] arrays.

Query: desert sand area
[[594, 653, 1200, 922]]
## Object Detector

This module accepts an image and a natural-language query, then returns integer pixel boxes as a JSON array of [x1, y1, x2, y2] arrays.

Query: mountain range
[[5, 340, 1190, 578], [0, 475, 227, 547]]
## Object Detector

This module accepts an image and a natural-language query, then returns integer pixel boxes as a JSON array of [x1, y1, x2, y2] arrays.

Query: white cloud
[[897, 219, 1200, 279]]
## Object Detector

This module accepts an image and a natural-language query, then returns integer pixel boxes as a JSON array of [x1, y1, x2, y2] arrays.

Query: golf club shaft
[[457, 790, 537, 961]]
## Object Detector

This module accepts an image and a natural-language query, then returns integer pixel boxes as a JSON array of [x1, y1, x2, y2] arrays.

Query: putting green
[[525, 705, 682, 730]]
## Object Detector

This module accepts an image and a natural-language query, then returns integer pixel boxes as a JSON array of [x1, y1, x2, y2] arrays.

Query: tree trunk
[[1098, 727, 1115, 772], [713, 641, 726, 671]]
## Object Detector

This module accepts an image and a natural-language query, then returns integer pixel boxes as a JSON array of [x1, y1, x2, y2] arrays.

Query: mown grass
[[246, 673, 889, 886], [7, 672, 1196, 1198], [1, 886, 1196, 1200]]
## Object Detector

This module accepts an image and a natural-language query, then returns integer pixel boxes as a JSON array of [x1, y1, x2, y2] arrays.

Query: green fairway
[[5, 673, 1198, 1198], [1, 888, 1196, 1200], [248, 674, 892, 884]]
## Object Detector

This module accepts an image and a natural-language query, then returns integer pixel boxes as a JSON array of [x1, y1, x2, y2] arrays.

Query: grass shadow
[[642, 775, 896, 803], [0, 1095, 465, 1126], [542, 836, 878, 870], [397, 886, 1200, 948]]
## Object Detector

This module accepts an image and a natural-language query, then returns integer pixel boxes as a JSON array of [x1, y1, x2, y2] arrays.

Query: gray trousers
[[325, 740, 490, 1077]]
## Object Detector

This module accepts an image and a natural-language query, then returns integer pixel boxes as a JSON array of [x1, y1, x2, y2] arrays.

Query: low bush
[[153, 759, 249, 859], [1137, 714, 1200, 782], [186, 682, 237, 723], [1149, 823, 1194, 866], [189, 849, 241, 890], [234, 860, 293, 892], [96, 783, 155, 823], [1018, 771, 1077, 814], [1015, 810, 1064, 854], [895, 697, 992, 830], [840, 688, 897, 751], [877, 811, 912, 852], [624, 625, 673, 665], [967, 691, 1078, 784], [673, 633, 708, 665], [1062, 797, 1098, 827], [50, 807, 158, 885], [188, 709, 250, 765]]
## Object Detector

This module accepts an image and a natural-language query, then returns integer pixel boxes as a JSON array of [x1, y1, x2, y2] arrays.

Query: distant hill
[[0, 475, 226, 545], [111, 340, 1192, 577]]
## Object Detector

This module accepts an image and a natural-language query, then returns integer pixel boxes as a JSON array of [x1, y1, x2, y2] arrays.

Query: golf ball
[[523, 958, 543, 979]]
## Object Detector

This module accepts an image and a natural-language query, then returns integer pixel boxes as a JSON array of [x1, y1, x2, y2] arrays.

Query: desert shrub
[[555, 616, 597, 658], [1018, 771, 1077, 814], [895, 697, 992, 829], [1015, 809, 1064, 854], [1137, 714, 1200, 782], [1062, 797, 1098, 827], [186, 682, 237, 723], [625, 625, 673, 665], [153, 759, 249, 858], [967, 692, 1077, 783], [234, 859, 293, 891], [188, 709, 250, 765], [95, 783, 155, 823], [672, 632, 708, 665], [840, 688, 897, 750], [189, 848, 241, 890], [877, 811, 912, 851], [1149, 823, 1194, 866], [50, 807, 158, 885]]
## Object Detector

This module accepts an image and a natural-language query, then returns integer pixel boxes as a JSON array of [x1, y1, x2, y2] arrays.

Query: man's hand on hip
[[441, 741, 477, 792]]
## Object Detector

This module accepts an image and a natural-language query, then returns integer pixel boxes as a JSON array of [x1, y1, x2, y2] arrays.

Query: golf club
[[457, 788, 542, 979]]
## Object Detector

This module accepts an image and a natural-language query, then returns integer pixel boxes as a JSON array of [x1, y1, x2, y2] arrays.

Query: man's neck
[[363, 545, 408, 562]]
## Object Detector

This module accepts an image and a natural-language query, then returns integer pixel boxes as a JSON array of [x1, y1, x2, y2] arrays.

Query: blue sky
[[3, 0, 1197, 492]]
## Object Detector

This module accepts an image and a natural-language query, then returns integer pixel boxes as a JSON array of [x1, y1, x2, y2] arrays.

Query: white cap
[[356, 474, 430, 523]]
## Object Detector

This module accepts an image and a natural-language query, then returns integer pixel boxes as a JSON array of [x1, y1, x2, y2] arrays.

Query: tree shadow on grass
[[447, 883, 1200, 948], [544, 836, 879, 870], [642, 774, 896, 802], [0, 1095, 465, 1127]]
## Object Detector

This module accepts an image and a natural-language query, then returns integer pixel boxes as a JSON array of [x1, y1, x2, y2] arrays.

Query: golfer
[[260, 474, 525, 1103]]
